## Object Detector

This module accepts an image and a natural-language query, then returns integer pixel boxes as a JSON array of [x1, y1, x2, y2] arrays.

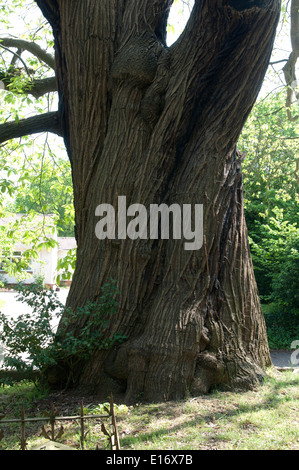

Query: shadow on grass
[[120, 373, 298, 449]]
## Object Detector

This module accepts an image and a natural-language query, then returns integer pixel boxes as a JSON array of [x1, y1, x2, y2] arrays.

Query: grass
[[0, 369, 298, 450], [117, 370, 299, 450]]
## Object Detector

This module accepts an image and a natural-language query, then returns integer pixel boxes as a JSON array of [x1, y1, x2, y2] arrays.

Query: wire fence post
[[0, 394, 120, 450], [80, 401, 85, 450], [109, 394, 120, 450], [20, 406, 27, 451]]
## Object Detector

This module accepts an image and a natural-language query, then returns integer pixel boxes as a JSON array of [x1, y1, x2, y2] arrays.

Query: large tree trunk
[[37, 0, 280, 402]]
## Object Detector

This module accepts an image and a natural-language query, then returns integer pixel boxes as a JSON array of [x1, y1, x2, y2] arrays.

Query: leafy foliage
[[0, 0, 74, 278], [11, 153, 74, 237], [239, 90, 299, 348], [55, 248, 77, 286], [0, 280, 126, 387], [239, 90, 299, 301], [271, 234, 299, 312]]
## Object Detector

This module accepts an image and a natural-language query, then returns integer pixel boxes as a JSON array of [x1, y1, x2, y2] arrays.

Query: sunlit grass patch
[[0, 370, 298, 450]]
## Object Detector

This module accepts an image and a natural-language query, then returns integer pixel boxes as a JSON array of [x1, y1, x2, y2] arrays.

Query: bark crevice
[[37, 0, 280, 402]]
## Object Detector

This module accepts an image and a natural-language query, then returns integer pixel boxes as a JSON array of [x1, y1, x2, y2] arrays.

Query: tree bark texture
[[36, 0, 281, 401]]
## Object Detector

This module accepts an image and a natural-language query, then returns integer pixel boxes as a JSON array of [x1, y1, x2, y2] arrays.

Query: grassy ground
[[0, 368, 298, 450]]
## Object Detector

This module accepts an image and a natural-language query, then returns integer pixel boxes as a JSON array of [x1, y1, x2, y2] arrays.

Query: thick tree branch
[[0, 44, 31, 75], [0, 111, 62, 145], [0, 36, 57, 98], [0, 38, 55, 69], [28, 76, 57, 98], [0, 74, 57, 98], [166, 0, 281, 162]]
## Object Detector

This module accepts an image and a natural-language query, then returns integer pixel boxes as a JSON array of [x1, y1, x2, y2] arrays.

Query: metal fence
[[0, 394, 120, 450]]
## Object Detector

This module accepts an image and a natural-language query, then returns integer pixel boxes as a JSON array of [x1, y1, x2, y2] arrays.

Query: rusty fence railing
[[0, 394, 120, 450]]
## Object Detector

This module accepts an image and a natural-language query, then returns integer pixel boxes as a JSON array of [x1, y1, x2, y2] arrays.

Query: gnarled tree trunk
[[36, 0, 280, 402]]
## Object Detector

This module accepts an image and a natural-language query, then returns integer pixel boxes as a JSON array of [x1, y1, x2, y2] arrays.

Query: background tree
[[0, 0, 286, 401], [239, 90, 299, 299], [11, 154, 74, 237], [239, 89, 299, 348], [0, 0, 72, 280]]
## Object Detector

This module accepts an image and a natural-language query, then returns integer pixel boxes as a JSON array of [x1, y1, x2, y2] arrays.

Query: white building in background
[[0, 214, 76, 289]]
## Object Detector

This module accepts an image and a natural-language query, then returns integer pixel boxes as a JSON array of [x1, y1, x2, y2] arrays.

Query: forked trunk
[[37, 0, 280, 401]]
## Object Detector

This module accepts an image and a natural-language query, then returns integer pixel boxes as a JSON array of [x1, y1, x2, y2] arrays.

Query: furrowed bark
[[35, 0, 280, 401]]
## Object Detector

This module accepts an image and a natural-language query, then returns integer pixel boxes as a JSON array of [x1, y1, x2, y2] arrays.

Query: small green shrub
[[0, 280, 126, 388], [88, 402, 129, 416]]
